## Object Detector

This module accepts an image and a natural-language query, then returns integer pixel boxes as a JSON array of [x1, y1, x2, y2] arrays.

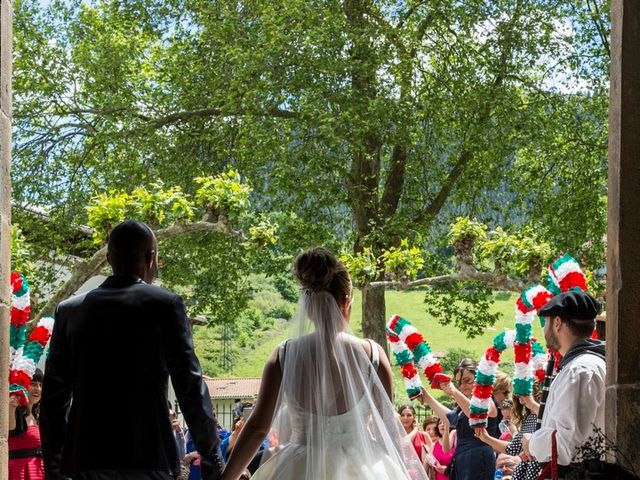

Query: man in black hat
[[40, 220, 224, 480], [522, 290, 606, 475]]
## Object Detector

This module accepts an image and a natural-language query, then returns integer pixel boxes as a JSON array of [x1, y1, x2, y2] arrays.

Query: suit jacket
[[40, 274, 223, 480]]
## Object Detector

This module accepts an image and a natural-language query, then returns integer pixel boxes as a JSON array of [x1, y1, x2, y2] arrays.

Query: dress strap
[[278, 339, 288, 370], [367, 338, 380, 369]]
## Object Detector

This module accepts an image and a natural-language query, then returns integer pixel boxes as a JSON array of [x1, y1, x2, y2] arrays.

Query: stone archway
[[606, 1, 640, 474]]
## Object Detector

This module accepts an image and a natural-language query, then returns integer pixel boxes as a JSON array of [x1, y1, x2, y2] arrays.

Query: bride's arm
[[375, 344, 394, 402], [221, 347, 282, 480]]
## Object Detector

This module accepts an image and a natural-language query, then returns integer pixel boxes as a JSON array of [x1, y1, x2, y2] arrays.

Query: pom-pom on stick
[[386, 315, 450, 398]]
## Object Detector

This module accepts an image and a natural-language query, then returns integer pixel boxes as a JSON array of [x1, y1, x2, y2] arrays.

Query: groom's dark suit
[[40, 274, 224, 480]]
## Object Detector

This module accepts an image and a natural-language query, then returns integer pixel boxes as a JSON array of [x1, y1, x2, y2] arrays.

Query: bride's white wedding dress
[[251, 323, 426, 479]]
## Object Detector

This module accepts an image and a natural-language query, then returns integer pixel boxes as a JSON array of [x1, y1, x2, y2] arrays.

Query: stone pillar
[[606, 1, 640, 474]]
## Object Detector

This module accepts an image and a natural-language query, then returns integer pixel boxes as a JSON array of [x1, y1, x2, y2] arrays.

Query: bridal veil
[[251, 250, 427, 480]]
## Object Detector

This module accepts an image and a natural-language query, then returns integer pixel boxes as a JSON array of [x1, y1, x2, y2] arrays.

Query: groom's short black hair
[[107, 220, 155, 272]]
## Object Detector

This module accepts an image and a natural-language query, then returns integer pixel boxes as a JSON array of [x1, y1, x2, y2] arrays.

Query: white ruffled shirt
[[529, 352, 606, 465]]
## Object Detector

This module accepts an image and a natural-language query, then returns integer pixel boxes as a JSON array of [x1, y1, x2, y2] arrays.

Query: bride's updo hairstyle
[[293, 247, 352, 305]]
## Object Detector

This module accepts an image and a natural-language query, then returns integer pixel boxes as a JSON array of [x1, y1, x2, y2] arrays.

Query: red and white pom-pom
[[549, 254, 588, 293]]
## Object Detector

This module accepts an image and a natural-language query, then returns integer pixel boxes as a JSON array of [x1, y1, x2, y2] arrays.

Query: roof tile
[[204, 376, 262, 399]]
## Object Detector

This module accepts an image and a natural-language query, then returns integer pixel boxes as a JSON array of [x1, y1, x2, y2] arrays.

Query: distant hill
[[194, 289, 533, 403]]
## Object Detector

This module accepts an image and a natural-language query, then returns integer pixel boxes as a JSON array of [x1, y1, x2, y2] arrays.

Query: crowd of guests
[[396, 359, 543, 480], [1, 360, 573, 480], [5, 355, 603, 480], [163, 357, 544, 480], [176, 403, 267, 480], [398, 405, 454, 479]]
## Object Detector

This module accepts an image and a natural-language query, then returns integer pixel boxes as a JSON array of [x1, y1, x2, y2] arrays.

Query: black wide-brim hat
[[537, 290, 601, 321]]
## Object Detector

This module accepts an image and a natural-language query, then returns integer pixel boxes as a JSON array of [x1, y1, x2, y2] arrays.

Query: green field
[[196, 289, 544, 404]]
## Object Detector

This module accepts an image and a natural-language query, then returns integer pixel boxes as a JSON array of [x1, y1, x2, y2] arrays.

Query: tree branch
[[34, 220, 241, 320], [370, 268, 527, 292], [380, 144, 407, 218], [52, 105, 299, 134], [586, 0, 610, 58], [144, 107, 298, 130], [414, 150, 473, 225]]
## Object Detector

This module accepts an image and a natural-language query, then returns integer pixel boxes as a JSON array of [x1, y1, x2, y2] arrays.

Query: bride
[[221, 247, 427, 480]]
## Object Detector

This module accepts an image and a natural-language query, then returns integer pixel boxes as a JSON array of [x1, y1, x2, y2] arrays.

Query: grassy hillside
[[194, 289, 545, 403]]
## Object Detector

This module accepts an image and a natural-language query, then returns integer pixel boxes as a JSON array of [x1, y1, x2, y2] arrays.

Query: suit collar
[[100, 273, 145, 288]]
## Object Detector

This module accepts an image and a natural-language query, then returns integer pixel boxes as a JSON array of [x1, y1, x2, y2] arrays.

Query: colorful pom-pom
[[386, 315, 449, 397]]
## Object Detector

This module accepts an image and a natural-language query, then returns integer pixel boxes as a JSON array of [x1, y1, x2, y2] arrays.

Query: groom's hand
[[200, 449, 225, 480]]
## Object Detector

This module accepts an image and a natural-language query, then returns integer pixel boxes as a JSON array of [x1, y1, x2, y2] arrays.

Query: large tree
[[13, 0, 609, 345]]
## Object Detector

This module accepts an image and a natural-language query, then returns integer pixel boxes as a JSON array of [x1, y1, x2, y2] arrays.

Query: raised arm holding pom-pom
[[517, 395, 540, 416], [417, 358, 502, 480]]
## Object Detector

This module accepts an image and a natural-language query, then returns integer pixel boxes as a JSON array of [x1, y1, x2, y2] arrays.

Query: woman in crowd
[[493, 372, 512, 408], [476, 383, 542, 480], [498, 398, 518, 442], [423, 417, 455, 480], [418, 358, 501, 480], [423, 416, 439, 444], [221, 247, 427, 479], [9, 368, 44, 480], [399, 404, 432, 462]]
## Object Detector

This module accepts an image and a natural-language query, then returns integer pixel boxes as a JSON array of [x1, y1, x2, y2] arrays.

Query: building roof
[[204, 376, 262, 400]]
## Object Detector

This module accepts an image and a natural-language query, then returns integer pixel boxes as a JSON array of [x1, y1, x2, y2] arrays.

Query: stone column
[[606, 0, 640, 474]]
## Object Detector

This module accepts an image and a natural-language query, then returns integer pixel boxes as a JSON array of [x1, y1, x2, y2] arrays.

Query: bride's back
[[281, 332, 375, 416], [241, 247, 428, 480]]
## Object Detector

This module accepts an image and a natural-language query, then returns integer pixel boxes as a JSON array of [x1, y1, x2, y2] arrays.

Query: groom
[[40, 220, 224, 480]]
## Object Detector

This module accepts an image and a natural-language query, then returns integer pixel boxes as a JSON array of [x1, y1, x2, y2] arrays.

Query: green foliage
[[11, 0, 610, 343], [340, 248, 379, 287], [424, 282, 502, 338], [381, 240, 425, 280], [131, 183, 194, 227], [86, 173, 251, 244], [248, 279, 296, 321], [479, 227, 553, 276], [193, 273, 296, 375], [479, 227, 525, 273], [11, 225, 36, 280], [340, 241, 424, 286], [194, 170, 252, 219], [86, 192, 133, 244], [448, 217, 488, 245], [160, 232, 252, 325], [584, 268, 605, 296], [271, 275, 299, 303], [440, 347, 478, 376], [248, 217, 279, 248]]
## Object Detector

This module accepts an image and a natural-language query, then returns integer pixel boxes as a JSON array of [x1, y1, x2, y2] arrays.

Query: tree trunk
[[361, 283, 387, 353]]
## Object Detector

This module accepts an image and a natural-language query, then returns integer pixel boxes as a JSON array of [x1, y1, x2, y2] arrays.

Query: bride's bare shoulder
[[340, 333, 375, 354]]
